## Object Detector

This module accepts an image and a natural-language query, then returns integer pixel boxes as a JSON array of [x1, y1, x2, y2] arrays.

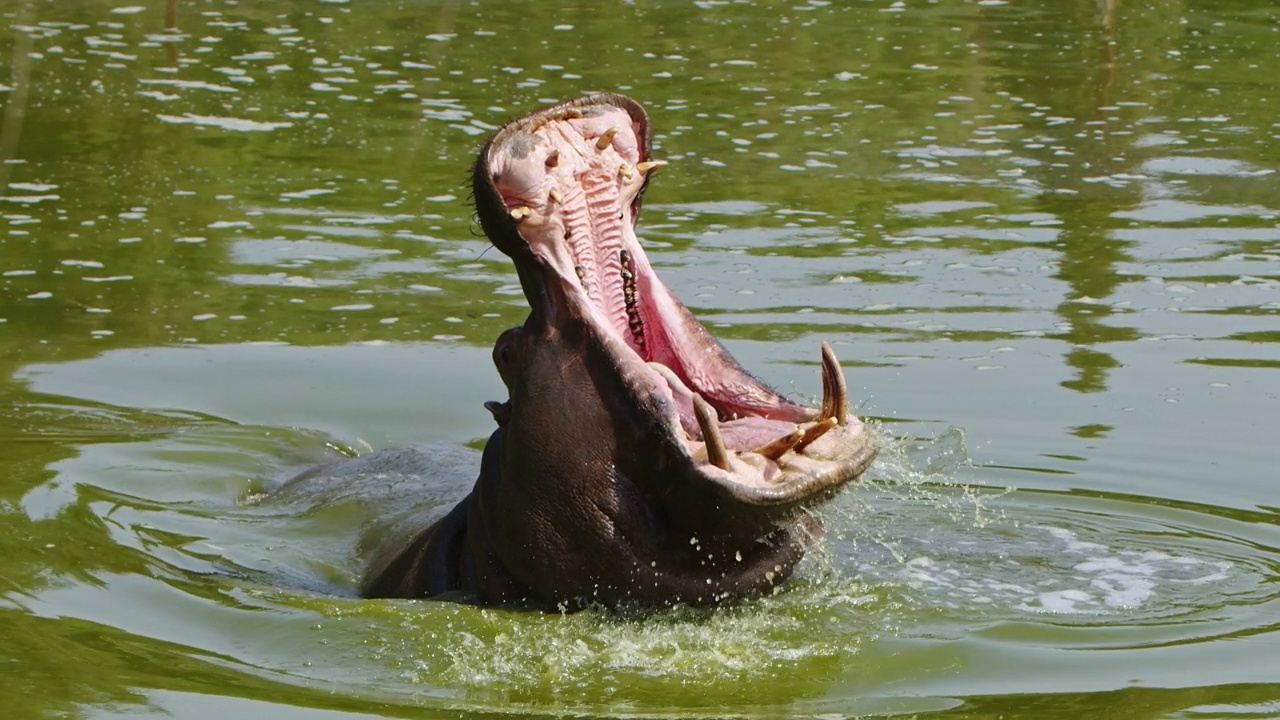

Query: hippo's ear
[[484, 400, 511, 427]]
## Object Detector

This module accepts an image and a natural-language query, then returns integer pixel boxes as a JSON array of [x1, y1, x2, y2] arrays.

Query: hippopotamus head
[[455, 94, 877, 608]]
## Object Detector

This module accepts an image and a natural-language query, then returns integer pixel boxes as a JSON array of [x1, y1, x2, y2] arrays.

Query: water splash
[[815, 429, 1268, 630]]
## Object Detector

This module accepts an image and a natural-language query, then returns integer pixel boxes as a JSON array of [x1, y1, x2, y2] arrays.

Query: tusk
[[794, 417, 839, 452], [509, 206, 532, 222], [753, 427, 806, 460], [596, 127, 618, 150], [821, 341, 849, 425], [636, 160, 667, 175], [693, 394, 731, 471]]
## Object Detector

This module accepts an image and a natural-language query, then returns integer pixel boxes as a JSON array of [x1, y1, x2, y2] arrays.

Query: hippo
[[285, 94, 877, 610]]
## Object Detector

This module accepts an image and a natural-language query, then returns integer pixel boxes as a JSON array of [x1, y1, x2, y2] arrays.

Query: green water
[[2, 0, 1278, 717]]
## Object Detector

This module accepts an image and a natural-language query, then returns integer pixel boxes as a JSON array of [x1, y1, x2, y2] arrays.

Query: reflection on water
[[2, 0, 1279, 717]]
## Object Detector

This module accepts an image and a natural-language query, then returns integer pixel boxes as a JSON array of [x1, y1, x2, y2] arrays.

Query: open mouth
[[476, 94, 876, 505]]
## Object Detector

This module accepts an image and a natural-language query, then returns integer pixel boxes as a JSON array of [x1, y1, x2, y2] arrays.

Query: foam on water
[[819, 429, 1260, 622], [259, 577, 893, 711], [1016, 526, 1231, 614], [874, 522, 1236, 616]]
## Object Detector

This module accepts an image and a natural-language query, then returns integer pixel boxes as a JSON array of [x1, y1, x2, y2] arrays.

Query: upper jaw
[[472, 93, 653, 267], [474, 94, 878, 507]]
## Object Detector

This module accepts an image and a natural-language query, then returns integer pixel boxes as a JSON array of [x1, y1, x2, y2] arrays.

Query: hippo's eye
[[493, 327, 523, 373]]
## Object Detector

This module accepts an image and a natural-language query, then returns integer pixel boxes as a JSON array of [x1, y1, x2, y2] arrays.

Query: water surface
[[2, 1, 1278, 718]]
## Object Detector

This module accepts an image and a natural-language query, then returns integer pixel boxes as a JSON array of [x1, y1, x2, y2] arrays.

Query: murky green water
[[2, 0, 1278, 717]]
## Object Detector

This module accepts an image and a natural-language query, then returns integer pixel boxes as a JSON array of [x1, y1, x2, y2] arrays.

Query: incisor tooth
[[693, 394, 731, 472], [636, 160, 668, 175], [548, 187, 563, 205], [618, 163, 634, 180], [820, 341, 849, 425], [596, 127, 618, 150], [509, 206, 532, 222]]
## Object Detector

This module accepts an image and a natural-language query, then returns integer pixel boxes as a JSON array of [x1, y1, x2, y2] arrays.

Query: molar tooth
[[693, 394, 731, 472], [794, 417, 839, 452], [509, 206, 532, 222], [596, 127, 618, 150], [753, 427, 806, 460], [636, 160, 668, 175], [548, 187, 563, 205], [820, 341, 849, 425]]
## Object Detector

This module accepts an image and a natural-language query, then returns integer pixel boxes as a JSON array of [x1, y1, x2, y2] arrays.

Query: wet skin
[[290, 94, 878, 610]]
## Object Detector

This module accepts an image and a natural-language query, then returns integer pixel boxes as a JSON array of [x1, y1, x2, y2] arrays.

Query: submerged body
[[287, 95, 878, 610]]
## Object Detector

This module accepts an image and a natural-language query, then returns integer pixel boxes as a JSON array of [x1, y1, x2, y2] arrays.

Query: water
[[2, 0, 1279, 717]]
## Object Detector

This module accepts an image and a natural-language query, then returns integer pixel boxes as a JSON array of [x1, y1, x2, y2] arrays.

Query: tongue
[[649, 362, 801, 450], [717, 417, 809, 451]]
